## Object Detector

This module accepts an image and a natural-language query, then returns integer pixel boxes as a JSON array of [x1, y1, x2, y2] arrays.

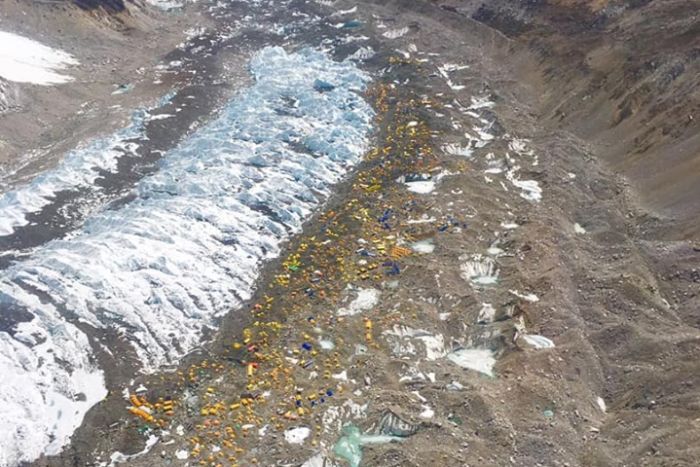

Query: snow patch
[[0, 31, 78, 85], [331, 6, 358, 16], [404, 179, 435, 194], [302, 453, 336, 467], [347, 46, 374, 62], [597, 397, 607, 413], [401, 171, 451, 194], [338, 288, 381, 316], [510, 290, 540, 302], [437, 64, 465, 91], [145, 0, 198, 10], [0, 288, 107, 467], [410, 239, 435, 254], [522, 334, 555, 349], [468, 96, 494, 110], [419, 405, 435, 419], [285, 427, 311, 444]]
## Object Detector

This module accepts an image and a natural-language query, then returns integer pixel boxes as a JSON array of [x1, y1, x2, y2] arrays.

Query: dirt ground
[[9, 0, 700, 466]]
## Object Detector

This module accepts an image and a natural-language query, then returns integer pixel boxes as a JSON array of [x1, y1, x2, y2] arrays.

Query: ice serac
[[0, 46, 374, 466]]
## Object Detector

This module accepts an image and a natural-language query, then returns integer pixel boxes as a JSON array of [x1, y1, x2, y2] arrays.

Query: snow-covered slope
[[0, 31, 78, 85]]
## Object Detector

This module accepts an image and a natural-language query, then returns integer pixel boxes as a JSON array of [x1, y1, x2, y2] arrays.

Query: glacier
[[0, 46, 374, 466], [0, 94, 174, 237]]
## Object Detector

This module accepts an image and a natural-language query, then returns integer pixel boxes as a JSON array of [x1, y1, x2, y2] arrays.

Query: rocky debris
[[464, 0, 700, 236], [0, 78, 19, 114], [16, 0, 700, 466], [64, 13, 565, 464]]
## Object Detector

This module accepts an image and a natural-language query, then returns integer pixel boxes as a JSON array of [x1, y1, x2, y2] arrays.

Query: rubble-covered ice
[[477, 303, 496, 324], [460, 254, 499, 285], [506, 167, 542, 202], [0, 46, 373, 466], [338, 288, 381, 316], [382, 325, 446, 360], [447, 348, 496, 376], [347, 46, 375, 62], [382, 27, 409, 39], [442, 143, 473, 158], [333, 425, 403, 467]]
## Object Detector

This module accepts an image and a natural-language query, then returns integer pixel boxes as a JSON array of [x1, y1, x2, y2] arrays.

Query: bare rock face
[[72, 0, 129, 13]]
